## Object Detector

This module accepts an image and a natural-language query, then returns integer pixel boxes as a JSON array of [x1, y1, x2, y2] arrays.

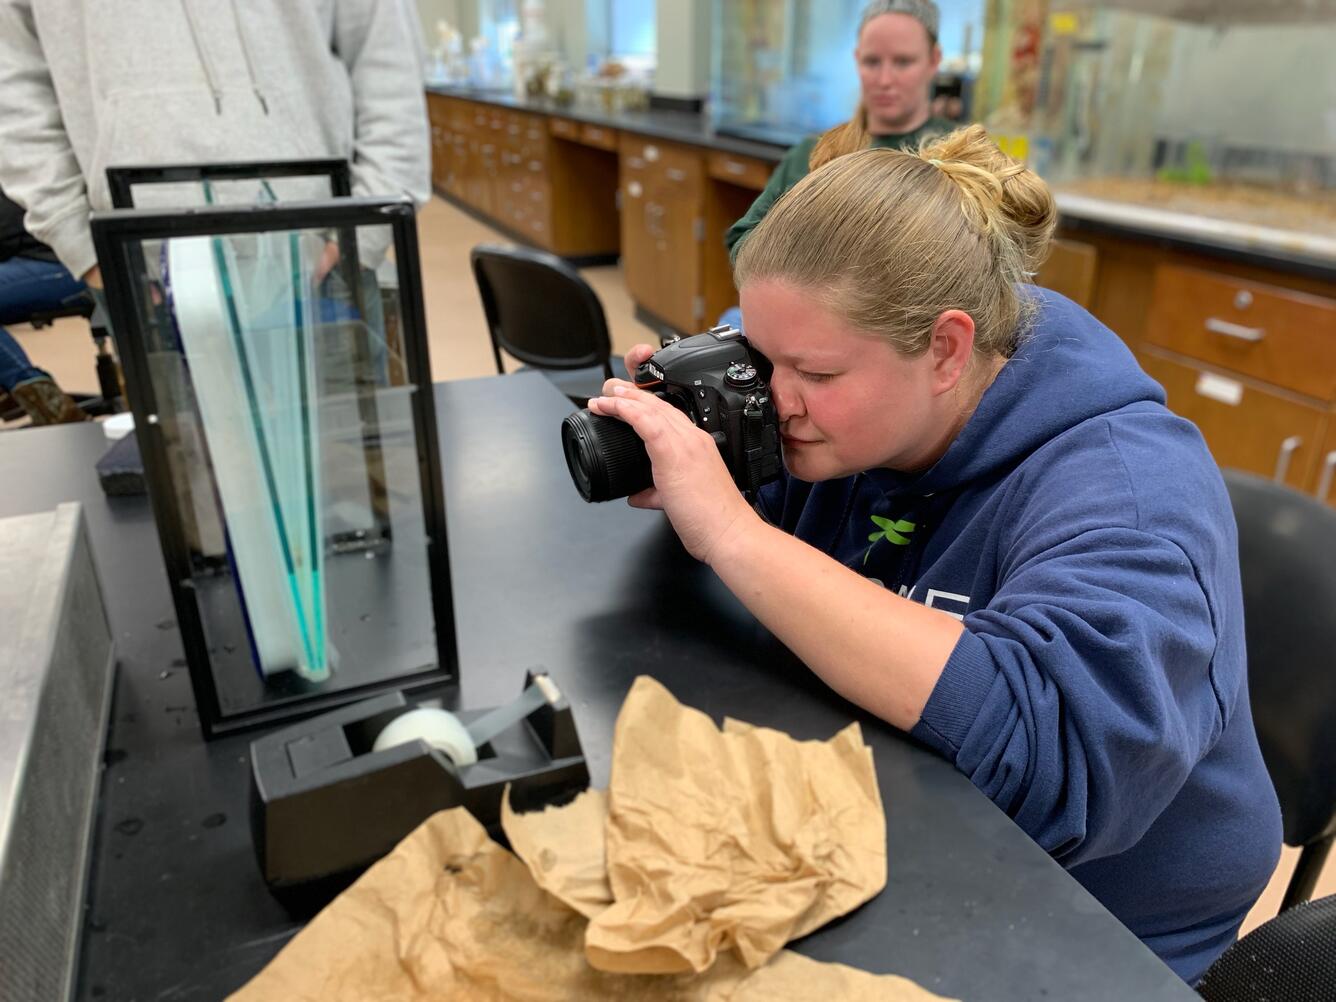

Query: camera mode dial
[[724, 362, 758, 389]]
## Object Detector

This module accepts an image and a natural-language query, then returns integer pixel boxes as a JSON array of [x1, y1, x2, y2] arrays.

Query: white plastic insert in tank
[[167, 232, 331, 681]]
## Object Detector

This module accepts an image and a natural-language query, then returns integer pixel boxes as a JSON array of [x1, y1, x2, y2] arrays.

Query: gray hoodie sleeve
[[333, 0, 431, 208], [0, 1, 98, 278]]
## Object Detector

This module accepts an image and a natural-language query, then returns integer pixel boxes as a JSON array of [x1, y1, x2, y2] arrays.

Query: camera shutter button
[[725, 362, 758, 388]]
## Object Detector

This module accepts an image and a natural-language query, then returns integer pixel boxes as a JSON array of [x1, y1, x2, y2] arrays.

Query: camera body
[[562, 324, 783, 503]]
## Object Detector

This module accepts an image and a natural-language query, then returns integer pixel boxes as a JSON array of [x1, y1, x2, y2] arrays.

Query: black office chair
[[470, 244, 622, 407], [1223, 470, 1336, 912], [1196, 893, 1336, 1001]]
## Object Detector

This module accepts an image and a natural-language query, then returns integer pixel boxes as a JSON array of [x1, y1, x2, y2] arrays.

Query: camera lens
[[561, 410, 654, 502]]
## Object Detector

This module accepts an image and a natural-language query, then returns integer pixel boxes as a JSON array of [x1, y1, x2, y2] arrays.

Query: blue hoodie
[[756, 288, 1282, 984]]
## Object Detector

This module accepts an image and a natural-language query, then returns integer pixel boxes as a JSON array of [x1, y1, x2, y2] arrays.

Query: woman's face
[[855, 13, 941, 133], [740, 279, 955, 481]]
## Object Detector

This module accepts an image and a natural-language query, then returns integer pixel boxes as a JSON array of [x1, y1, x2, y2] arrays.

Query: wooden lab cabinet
[[1315, 418, 1336, 507], [1136, 350, 1329, 491], [425, 94, 618, 258], [703, 153, 772, 327], [620, 143, 774, 337], [618, 134, 708, 335], [545, 118, 621, 257], [1065, 227, 1336, 505], [427, 91, 779, 336]]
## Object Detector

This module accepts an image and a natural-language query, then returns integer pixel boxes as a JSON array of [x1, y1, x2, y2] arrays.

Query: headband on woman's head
[[859, 0, 940, 41]]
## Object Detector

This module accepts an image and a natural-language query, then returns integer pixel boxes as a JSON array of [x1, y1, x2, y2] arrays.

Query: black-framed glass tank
[[90, 197, 457, 738]]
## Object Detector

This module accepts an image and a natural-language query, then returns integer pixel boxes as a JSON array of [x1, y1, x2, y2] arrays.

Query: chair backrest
[[1196, 893, 1336, 1001], [1223, 469, 1336, 854], [470, 244, 613, 378]]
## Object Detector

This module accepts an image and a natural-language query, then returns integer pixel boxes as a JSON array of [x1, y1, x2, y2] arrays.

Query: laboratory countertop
[[427, 84, 1336, 280]]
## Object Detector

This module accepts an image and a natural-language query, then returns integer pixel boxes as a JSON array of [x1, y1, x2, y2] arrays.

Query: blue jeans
[[0, 256, 87, 391]]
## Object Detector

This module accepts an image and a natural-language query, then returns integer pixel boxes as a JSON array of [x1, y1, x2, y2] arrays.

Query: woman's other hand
[[622, 342, 656, 379]]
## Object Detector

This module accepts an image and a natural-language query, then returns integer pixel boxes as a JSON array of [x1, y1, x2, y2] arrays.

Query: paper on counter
[[581, 676, 886, 974], [231, 807, 953, 1002], [501, 786, 612, 920]]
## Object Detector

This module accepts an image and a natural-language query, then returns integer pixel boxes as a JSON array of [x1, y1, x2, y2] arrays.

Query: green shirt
[[724, 117, 955, 262]]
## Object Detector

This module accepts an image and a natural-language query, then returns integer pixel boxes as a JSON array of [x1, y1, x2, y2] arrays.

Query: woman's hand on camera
[[587, 377, 758, 565], [622, 343, 656, 379]]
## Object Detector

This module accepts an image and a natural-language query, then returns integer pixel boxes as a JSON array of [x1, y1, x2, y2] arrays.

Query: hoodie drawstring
[[180, 0, 270, 116], [229, 2, 271, 115], [180, 0, 223, 114]]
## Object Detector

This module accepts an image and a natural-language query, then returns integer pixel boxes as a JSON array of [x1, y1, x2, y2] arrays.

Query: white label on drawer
[[627, 180, 643, 198], [1194, 371, 1244, 406]]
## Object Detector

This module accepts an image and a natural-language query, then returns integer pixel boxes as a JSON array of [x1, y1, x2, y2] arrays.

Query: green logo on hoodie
[[864, 515, 916, 565]]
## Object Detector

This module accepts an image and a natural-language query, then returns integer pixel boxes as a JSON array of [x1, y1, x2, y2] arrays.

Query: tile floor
[[6, 195, 1330, 937]]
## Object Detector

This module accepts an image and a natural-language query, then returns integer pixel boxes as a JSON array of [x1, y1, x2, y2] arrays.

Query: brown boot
[[0, 387, 23, 422], [11, 377, 90, 425]]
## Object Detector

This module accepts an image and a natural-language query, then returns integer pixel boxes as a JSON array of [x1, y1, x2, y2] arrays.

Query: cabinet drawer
[[1145, 265, 1336, 401], [549, 116, 579, 140], [579, 123, 618, 151], [707, 151, 773, 191], [1139, 349, 1327, 489], [619, 135, 704, 178]]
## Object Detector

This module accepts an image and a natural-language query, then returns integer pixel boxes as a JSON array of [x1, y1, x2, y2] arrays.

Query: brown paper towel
[[231, 675, 950, 1001], [231, 808, 951, 1002], [579, 676, 886, 974]]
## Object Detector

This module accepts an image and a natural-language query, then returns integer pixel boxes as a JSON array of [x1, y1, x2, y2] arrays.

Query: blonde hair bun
[[735, 125, 1058, 360], [919, 125, 1056, 277]]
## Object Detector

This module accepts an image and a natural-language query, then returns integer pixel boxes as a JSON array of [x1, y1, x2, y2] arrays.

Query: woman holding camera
[[588, 124, 1281, 985]]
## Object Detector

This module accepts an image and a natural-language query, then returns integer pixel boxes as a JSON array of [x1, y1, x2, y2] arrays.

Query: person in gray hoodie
[[0, 0, 430, 289]]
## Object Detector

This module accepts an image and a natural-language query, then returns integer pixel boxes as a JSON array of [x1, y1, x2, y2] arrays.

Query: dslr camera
[[561, 324, 782, 503]]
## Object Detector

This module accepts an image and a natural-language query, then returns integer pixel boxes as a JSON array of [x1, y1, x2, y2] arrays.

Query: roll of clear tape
[[371, 677, 560, 766]]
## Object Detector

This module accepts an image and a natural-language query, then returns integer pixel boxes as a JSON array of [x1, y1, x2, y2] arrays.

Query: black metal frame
[[107, 159, 352, 209], [89, 196, 458, 738]]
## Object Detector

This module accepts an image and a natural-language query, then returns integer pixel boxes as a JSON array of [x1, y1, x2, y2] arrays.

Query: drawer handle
[[724, 160, 747, 175], [1317, 451, 1336, 502], [587, 128, 604, 140], [1194, 371, 1243, 406], [1273, 435, 1303, 484], [665, 167, 688, 182], [1205, 317, 1265, 342]]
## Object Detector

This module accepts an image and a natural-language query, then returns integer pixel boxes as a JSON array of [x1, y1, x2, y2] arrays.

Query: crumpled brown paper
[[230, 675, 951, 1001], [502, 787, 612, 920], [575, 676, 886, 974], [230, 808, 952, 1002]]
